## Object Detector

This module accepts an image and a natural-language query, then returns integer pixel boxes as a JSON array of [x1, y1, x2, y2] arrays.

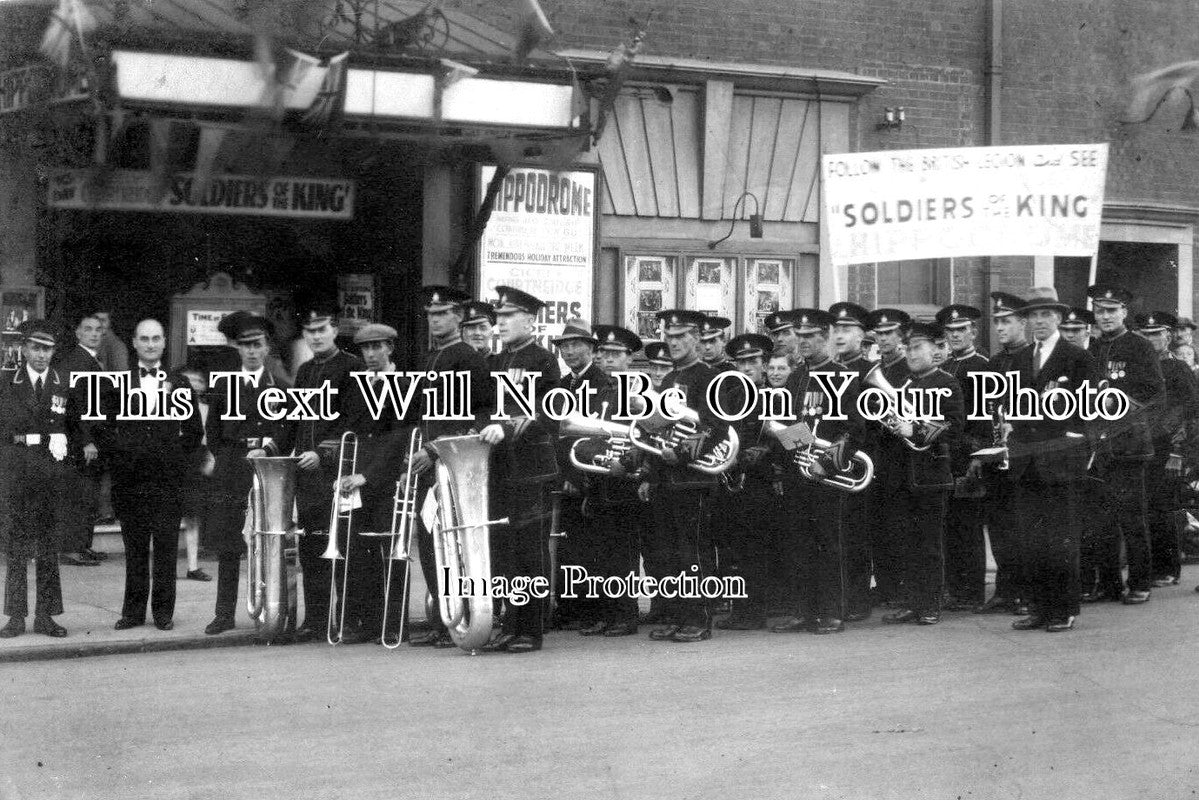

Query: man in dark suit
[[1004, 288, 1097, 632], [0, 320, 70, 638], [101, 319, 204, 631], [204, 315, 288, 635], [57, 314, 107, 567]]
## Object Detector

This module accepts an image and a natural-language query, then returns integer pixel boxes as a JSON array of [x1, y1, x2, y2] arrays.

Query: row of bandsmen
[[2, 280, 1194, 645]]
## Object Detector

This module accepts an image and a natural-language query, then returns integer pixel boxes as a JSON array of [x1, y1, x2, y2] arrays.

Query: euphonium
[[246, 456, 303, 643], [427, 434, 509, 653], [627, 389, 740, 475], [561, 412, 636, 476], [862, 364, 932, 452], [762, 420, 875, 493]]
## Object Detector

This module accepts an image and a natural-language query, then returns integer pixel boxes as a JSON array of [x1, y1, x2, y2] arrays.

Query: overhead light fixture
[[877, 106, 905, 132], [708, 192, 763, 249]]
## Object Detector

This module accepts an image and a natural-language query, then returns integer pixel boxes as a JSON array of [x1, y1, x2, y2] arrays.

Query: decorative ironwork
[[372, 4, 449, 55]]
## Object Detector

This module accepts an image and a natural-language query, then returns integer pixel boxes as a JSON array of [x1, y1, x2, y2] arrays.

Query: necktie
[[140, 366, 158, 378], [1033, 342, 1043, 373], [33, 376, 43, 401]]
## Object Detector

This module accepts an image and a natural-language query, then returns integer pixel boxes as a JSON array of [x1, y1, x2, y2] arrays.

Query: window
[[624, 255, 677, 339], [875, 259, 948, 306], [744, 258, 794, 334]]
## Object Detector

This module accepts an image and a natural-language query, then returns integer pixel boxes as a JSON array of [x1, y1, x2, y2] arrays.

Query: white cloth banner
[[822, 144, 1109, 265]]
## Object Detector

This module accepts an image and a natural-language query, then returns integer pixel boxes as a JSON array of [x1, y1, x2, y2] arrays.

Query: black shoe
[[638, 610, 668, 625], [771, 616, 816, 633], [185, 569, 212, 582], [1012, 615, 1047, 631], [1046, 616, 1075, 632], [291, 625, 321, 643], [506, 635, 542, 653], [334, 626, 371, 645], [204, 617, 235, 635], [1121, 589, 1150, 605], [814, 617, 845, 634], [845, 608, 871, 623], [973, 596, 1015, 614], [114, 617, 143, 631], [81, 548, 108, 561], [916, 613, 940, 625], [602, 621, 638, 637], [670, 625, 712, 642], [943, 600, 976, 613], [59, 554, 99, 567], [882, 609, 919, 624], [1012, 602, 1031, 616], [715, 616, 766, 631], [408, 629, 444, 647], [482, 632, 518, 652], [0, 617, 25, 638], [1152, 576, 1179, 588], [649, 624, 681, 641], [1081, 588, 1122, 603], [578, 621, 609, 637], [154, 620, 174, 631], [431, 632, 458, 649], [33, 616, 67, 638]]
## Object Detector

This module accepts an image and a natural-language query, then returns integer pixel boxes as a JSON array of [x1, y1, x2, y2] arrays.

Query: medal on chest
[[50, 394, 67, 414], [802, 388, 824, 418], [1106, 360, 1125, 381]]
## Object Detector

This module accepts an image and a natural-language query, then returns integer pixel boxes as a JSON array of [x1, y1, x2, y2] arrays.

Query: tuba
[[246, 456, 304, 643], [862, 364, 935, 452], [560, 412, 637, 476], [762, 420, 875, 492], [627, 389, 740, 475], [427, 434, 509, 653]]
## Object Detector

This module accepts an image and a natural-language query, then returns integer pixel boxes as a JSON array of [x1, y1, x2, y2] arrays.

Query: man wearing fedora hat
[[0, 320, 71, 639], [1084, 283, 1165, 606]]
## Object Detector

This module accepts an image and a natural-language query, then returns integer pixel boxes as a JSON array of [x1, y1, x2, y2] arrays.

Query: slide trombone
[[379, 428, 424, 649], [324, 431, 358, 645]]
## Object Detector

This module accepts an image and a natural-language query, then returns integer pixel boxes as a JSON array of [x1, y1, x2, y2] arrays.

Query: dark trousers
[[491, 482, 548, 638], [4, 555, 63, 618], [893, 487, 947, 615], [1015, 465, 1080, 620], [723, 477, 776, 622], [1096, 460, 1153, 592], [413, 473, 446, 634], [59, 465, 101, 553], [340, 492, 389, 636], [843, 487, 872, 614], [867, 477, 903, 604], [781, 480, 847, 620], [3, 448, 64, 618], [215, 551, 241, 620], [114, 487, 180, 624], [647, 486, 712, 628], [1146, 455, 1183, 581], [552, 494, 593, 623], [985, 477, 1026, 601], [208, 449, 252, 621], [1079, 476, 1123, 595], [295, 467, 333, 629], [945, 494, 987, 605], [577, 500, 642, 624]]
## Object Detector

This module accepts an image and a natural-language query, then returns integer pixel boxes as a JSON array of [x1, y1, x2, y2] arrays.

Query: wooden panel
[[615, 95, 657, 216], [721, 95, 754, 218], [744, 96, 781, 220], [642, 95, 679, 218], [784, 107, 821, 223], [596, 99, 636, 216], [702, 80, 734, 220], [672, 89, 702, 219], [764, 99, 808, 221]]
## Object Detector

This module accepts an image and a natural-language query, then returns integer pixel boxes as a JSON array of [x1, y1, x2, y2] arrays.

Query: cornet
[[627, 389, 740, 475], [863, 364, 933, 452], [762, 420, 874, 492]]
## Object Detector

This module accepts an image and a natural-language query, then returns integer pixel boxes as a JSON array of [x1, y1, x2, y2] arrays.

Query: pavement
[[1, 567, 1197, 800]]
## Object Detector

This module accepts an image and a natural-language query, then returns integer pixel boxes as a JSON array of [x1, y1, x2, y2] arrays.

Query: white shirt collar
[[25, 364, 47, 384], [80, 344, 99, 359], [1034, 329, 1061, 360]]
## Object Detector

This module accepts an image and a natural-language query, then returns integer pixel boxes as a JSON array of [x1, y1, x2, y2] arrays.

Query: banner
[[477, 166, 596, 346], [337, 274, 375, 334], [47, 169, 355, 219], [822, 144, 1108, 265]]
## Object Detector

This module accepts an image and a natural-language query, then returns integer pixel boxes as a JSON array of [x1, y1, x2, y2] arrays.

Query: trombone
[[379, 428, 424, 649], [324, 431, 358, 645]]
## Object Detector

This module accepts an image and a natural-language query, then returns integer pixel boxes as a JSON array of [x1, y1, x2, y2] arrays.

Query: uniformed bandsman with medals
[[460, 300, 497, 356], [479, 286, 561, 653], [699, 316, 735, 373], [880, 322, 965, 627], [1084, 284, 1165, 606], [0, 321, 70, 639]]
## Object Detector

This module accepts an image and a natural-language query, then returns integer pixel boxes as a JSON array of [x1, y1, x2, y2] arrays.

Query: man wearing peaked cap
[[1059, 307, 1095, 350], [699, 316, 734, 372], [1084, 283, 1164, 606], [867, 308, 913, 387], [0, 320, 70, 639], [642, 341, 673, 390], [764, 310, 800, 367], [273, 300, 365, 642], [594, 324, 643, 358], [725, 333, 772, 361], [460, 300, 496, 355], [493, 285, 546, 315]]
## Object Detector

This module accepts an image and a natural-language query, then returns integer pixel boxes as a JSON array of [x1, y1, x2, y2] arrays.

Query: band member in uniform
[[274, 303, 364, 640], [699, 316, 735, 372], [104, 319, 204, 632], [1006, 288, 1096, 632], [639, 309, 725, 642], [1085, 284, 1165, 605], [643, 342, 673, 390], [1134, 312, 1199, 587], [204, 315, 287, 636], [551, 317, 604, 628], [935, 304, 990, 612], [880, 322, 964, 626], [478, 286, 560, 653], [863, 308, 912, 607], [56, 314, 107, 567], [974, 292, 1031, 615], [0, 321, 70, 639], [460, 300, 497, 356], [335, 324, 408, 643], [406, 286, 491, 648], [764, 311, 801, 367], [1060, 308, 1096, 350], [573, 324, 646, 636]]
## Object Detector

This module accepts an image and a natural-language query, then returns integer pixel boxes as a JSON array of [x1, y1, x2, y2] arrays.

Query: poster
[[477, 166, 596, 346], [0, 288, 44, 369], [186, 310, 231, 346], [822, 144, 1109, 265], [338, 274, 375, 333]]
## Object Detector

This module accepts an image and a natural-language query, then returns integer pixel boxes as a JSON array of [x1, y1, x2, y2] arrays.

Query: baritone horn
[[379, 428, 423, 649], [427, 434, 509, 653], [627, 389, 739, 475], [561, 412, 636, 476], [246, 455, 304, 644], [324, 431, 358, 645], [863, 364, 932, 452], [762, 421, 875, 492]]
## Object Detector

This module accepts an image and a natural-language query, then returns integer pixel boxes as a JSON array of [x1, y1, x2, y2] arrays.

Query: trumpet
[[762, 420, 874, 492], [324, 431, 358, 645], [627, 390, 739, 475], [561, 412, 637, 476], [376, 428, 423, 649], [863, 364, 932, 452]]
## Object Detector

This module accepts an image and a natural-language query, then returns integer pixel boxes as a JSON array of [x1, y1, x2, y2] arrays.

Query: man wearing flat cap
[[274, 301, 365, 642], [1134, 312, 1199, 588], [0, 321, 70, 638], [1084, 283, 1165, 606], [476, 285, 561, 653], [204, 314, 288, 636], [406, 286, 491, 649]]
